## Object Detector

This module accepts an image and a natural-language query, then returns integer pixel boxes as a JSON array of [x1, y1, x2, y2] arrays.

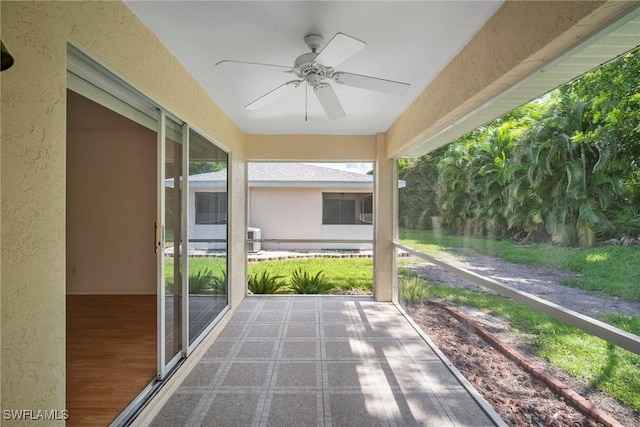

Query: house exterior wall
[[250, 187, 323, 249], [1, 1, 245, 420], [245, 134, 377, 162], [248, 186, 375, 250]]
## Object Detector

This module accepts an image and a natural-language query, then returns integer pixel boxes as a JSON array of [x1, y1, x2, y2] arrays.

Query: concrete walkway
[[149, 296, 503, 426]]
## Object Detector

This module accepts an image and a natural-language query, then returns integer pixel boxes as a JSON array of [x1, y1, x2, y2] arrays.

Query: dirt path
[[404, 248, 640, 318]]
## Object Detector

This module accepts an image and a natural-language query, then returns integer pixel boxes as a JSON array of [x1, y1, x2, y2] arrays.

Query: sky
[[305, 162, 373, 174]]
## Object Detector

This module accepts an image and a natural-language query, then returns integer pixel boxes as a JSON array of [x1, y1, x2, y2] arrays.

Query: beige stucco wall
[[374, 134, 395, 301], [387, 0, 639, 158], [0, 0, 245, 421], [249, 186, 374, 250], [246, 134, 376, 161], [249, 187, 323, 249]]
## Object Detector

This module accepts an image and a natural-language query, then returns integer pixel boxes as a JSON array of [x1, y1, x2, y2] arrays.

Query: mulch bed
[[404, 301, 636, 427]]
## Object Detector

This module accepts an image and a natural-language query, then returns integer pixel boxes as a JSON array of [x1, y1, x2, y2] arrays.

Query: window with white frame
[[322, 193, 372, 225], [195, 192, 227, 224]]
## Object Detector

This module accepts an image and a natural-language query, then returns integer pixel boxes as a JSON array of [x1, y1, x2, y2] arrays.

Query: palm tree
[[519, 93, 618, 246]]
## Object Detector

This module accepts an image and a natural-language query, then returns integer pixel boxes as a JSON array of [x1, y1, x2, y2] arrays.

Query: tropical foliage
[[289, 268, 333, 294], [400, 48, 640, 246], [398, 275, 430, 305], [247, 271, 287, 294]]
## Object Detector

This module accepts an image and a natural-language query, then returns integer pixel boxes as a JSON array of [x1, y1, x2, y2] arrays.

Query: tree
[[398, 148, 445, 229]]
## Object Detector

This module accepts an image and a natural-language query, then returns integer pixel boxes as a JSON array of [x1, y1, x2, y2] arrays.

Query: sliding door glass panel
[[164, 117, 183, 365], [188, 129, 228, 345]]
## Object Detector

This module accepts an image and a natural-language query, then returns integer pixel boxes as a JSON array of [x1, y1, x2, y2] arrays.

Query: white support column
[[374, 133, 394, 302]]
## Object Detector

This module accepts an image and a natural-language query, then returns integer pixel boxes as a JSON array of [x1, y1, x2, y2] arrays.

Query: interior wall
[[1, 1, 245, 418], [67, 99, 156, 295]]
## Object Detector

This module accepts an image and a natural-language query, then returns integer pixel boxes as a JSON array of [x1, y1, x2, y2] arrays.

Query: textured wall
[[245, 134, 376, 161], [250, 187, 323, 249], [374, 134, 394, 302], [0, 1, 244, 421]]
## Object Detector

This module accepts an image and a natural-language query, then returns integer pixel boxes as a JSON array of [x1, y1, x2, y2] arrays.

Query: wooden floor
[[67, 295, 156, 426]]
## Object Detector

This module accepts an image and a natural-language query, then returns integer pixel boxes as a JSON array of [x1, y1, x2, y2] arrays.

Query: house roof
[[188, 162, 405, 188]]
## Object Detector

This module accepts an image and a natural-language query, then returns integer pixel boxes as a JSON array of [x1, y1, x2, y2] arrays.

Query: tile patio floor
[[150, 296, 503, 426]]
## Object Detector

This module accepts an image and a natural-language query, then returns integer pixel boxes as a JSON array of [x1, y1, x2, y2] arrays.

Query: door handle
[[154, 221, 159, 253]]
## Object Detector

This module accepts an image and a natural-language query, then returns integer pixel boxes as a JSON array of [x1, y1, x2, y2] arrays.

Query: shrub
[[398, 275, 430, 305], [189, 268, 223, 294], [209, 270, 227, 295], [289, 268, 333, 294], [248, 271, 287, 294]]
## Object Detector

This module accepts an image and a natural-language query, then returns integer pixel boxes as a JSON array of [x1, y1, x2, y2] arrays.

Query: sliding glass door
[[158, 113, 229, 376], [187, 129, 228, 347], [158, 115, 184, 376]]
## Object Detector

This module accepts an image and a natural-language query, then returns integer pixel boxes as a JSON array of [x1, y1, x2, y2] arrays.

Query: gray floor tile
[[284, 323, 319, 339], [202, 392, 261, 426], [322, 339, 364, 359], [382, 389, 455, 426], [228, 310, 254, 323], [279, 340, 319, 359], [327, 392, 388, 427], [180, 361, 222, 387], [221, 362, 272, 387], [149, 296, 500, 426], [149, 392, 202, 427], [265, 392, 319, 427], [216, 323, 246, 338], [235, 340, 278, 359], [245, 323, 282, 338], [321, 310, 355, 323], [324, 361, 370, 389], [255, 310, 288, 323], [202, 340, 238, 359], [287, 311, 318, 323], [273, 361, 320, 388]]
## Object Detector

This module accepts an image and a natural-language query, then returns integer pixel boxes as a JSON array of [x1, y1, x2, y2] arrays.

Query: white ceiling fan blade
[[315, 33, 366, 67], [313, 83, 345, 119], [245, 80, 301, 110], [216, 60, 294, 73], [332, 72, 410, 96]]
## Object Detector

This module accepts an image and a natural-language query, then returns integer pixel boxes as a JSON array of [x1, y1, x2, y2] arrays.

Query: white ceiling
[[124, 1, 503, 135]]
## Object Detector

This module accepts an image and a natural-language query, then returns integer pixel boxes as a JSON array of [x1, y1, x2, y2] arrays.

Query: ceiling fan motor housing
[[294, 52, 332, 81], [304, 34, 324, 52]]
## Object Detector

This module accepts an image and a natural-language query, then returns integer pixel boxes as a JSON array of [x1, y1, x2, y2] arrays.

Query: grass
[[399, 228, 640, 301], [406, 280, 640, 411], [248, 258, 373, 294], [165, 257, 227, 291]]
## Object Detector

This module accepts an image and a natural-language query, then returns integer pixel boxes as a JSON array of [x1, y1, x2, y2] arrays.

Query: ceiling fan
[[216, 33, 411, 120]]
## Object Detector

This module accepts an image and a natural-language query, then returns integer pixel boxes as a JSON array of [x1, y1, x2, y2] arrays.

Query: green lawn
[[165, 257, 227, 289], [248, 258, 373, 294], [399, 228, 640, 301], [398, 228, 640, 411]]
